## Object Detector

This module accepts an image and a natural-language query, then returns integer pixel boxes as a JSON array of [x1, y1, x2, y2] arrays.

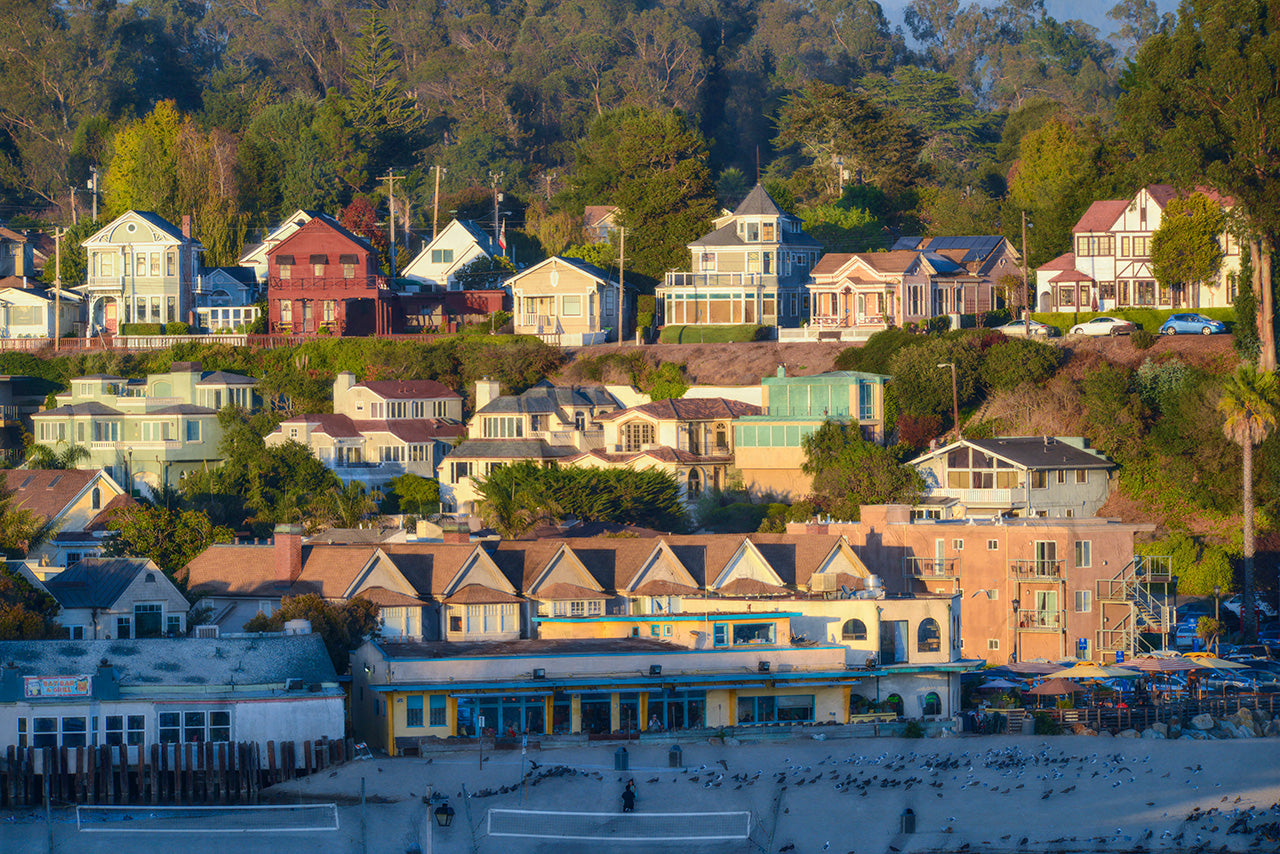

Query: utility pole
[[1021, 210, 1030, 319], [383, 171, 404, 279], [543, 172, 557, 201], [69, 186, 78, 225], [432, 165, 445, 240], [53, 227, 63, 351], [489, 171, 504, 250], [618, 227, 625, 346], [88, 166, 99, 222]]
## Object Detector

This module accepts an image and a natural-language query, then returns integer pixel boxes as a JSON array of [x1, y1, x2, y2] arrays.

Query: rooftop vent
[[649, 664, 662, 677]]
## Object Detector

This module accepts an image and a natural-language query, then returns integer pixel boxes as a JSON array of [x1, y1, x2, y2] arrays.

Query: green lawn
[[657, 324, 767, 343], [1031, 307, 1236, 333]]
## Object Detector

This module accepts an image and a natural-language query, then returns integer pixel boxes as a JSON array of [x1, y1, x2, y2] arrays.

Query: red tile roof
[[2, 470, 100, 523], [1072, 200, 1128, 233], [1048, 268, 1094, 283], [598, 398, 760, 422], [351, 419, 465, 441], [1037, 253, 1076, 272]]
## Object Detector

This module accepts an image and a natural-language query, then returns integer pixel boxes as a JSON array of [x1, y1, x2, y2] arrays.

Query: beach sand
[[264, 733, 1280, 854]]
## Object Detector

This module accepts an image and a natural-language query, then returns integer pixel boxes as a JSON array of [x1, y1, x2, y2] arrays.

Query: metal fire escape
[[1096, 555, 1175, 661]]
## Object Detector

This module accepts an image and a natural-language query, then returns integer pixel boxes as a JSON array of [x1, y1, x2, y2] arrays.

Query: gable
[[270, 217, 370, 259], [84, 211, 186, 248], [441, 546, 518, 596], [623, 540, 699, 593], [343, 549, 420, 600], [509, 257, 611, 294], [527, 544, 604, 597], [710, 538, 784, 590], [811, 539, 871, 581]]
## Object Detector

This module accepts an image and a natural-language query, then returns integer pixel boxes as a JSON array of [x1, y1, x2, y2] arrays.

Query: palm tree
[[25, 442, 91, 470], [325, 481, 382, 529], [1217, 365, 1279, 639], [474, 461, 562, 538]]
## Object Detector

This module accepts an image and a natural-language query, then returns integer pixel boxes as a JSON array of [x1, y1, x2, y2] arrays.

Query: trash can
[[614, 747, 629, 770], [900, 808, 915, 834], [668, 745, 683, 768]]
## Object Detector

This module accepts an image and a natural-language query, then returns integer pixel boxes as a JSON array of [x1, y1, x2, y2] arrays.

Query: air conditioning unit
[[649, 664, 662, 677], [758, 661, 770, 673], [194, 625, 219, 639], [532, 668, 546, 679], [285, 677, 304, 691], [809, 574, 838, 593]]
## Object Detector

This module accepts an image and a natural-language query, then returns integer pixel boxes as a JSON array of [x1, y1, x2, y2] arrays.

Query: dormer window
[[746, 222, 760, 242]]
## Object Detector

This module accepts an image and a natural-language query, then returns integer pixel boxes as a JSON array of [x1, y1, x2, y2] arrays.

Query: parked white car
[[1068, 316, 1138, 336]]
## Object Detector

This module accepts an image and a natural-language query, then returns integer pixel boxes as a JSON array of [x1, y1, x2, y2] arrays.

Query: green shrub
[[980, 338, 1064, 391], [902, 719, 926, 738], [980, 308, 1012, 327], [657, 324, 766, 343], [697, 501, 771, 533], [164, 321, 191, 335], [1131, 329, 1157, 350], [120, 323, 164, 335], [833, 328, 924, 373], [924, 315, 951, 334], [1032, 711, 1062, 735]]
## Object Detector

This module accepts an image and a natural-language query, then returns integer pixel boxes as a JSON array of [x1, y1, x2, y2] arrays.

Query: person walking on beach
[[622, 779, 637, 812]]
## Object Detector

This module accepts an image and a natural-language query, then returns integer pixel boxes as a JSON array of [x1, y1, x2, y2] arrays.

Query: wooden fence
[[0, 736, 356, 808]]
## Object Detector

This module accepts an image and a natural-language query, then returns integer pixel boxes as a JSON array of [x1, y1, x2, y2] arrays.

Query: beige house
[[81, 211, 203, 334], [2, 469, 131, 572], [440, 380, 625, 514], [266, 372, 464, 489], [509, 256, 631, 345], [564, 397, 761, 506]]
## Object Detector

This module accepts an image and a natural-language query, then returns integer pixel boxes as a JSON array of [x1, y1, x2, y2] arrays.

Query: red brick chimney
[[273, 523, 304, 586], [441, 523, 469, 544], [181, 215, 192, 240]]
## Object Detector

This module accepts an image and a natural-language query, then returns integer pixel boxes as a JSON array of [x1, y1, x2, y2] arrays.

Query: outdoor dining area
[[961, 652, 1280, 735]]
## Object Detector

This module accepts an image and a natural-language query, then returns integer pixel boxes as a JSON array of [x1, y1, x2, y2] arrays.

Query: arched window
[[917, 617, 941, 653], [841, 618, 867, 641], [884, 693, 904, 716], [687, 468, 702, 499], [90, 487, 101, 510], [922, 692, 942, 716]]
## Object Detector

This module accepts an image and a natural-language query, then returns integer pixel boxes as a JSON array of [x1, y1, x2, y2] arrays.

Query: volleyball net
[[75, 803, 340, 834], [486, 807, 751, 842]]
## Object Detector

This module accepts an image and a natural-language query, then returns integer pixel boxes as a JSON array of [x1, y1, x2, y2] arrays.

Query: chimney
[[441, 523, 469, 544], [182, 215, 192, 240], [475, 377, 500, 411], [274, 523, 304, 586], [334, 371, 356, 410]]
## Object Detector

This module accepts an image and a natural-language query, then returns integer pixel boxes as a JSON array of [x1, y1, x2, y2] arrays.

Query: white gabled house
[[401, 220, 498, 291]]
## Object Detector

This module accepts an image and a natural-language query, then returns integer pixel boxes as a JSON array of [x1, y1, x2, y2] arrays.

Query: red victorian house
[[266, 215, 393, 335]]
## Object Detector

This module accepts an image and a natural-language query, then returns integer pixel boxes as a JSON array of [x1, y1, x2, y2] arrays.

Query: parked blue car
[[1159, 313, 1227, 335]]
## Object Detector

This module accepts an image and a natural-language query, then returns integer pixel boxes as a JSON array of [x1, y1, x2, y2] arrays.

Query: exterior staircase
[[1096, 555, 1175, 661]]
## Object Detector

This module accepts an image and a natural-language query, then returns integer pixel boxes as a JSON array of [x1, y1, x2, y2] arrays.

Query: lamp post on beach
[[1011, 597, 1021, 663], [1213, 585, 1221, 655]]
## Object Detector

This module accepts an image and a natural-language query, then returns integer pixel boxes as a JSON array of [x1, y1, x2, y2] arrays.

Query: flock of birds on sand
[[456, 743, 1280, 852]]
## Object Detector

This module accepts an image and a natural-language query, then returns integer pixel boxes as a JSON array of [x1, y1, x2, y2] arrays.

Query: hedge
[[164, 321, 191, 335], [658, 324, 767, 343], [1031, 307, 1236, 333], [119, 323, 164, 335]]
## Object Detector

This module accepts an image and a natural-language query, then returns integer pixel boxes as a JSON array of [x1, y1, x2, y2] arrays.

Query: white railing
[[662, 272, 777, 289]]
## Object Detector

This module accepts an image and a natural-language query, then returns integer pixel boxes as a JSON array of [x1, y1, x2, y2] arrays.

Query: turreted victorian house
[[657, 185, 823, 329]]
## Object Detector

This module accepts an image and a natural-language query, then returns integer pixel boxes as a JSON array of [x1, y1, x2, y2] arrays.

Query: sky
[[878, 0, 1182, 44]]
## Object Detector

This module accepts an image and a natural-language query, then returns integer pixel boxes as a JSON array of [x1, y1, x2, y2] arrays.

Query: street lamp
[[1213, 585, 1221, 655], [1010, 597, 1021, 663], [937, 363, 960, 438], [434, 802, 455, 827]]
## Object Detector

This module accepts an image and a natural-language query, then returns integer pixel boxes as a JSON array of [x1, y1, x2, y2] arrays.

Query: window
[[142, 421, 171, 442], [730, 622, 776, 645], [841, 619, 867, 641], [482, 416, 523, 438], [686, 468, 702, 498], [952, 539, 964, 551], [917, 618, 941, 653], [431, 249, 454, 264], [279, 263, 292, 279], [922, 692, 942, 716], [713, 624, 727, 646], [135, 603, 163, 638], [33, 717, 57, 747], [987, 639, 999, 650], [858, 382, 874, 421], [61, 717, 87, 747], [66, 625, 85, 639], [166, 251, 176, 276], [150, 254, 161, 277], [167, 296, 176, 323], [449, 614, 462, 632], [186, 420, 201, 442], [562, 295, 582, 316], [1074, 540, 1092, 568], [166, 615, 181, 635], [745, 222, 760, 242], [987, 539, 999, 550], [105, 715, 145, 746], [1074, 590, 1092, 613], [406, 695, 424, 727], [736, 694, 813, 724], [622, 421, 655, 452], [158, 712, 180, 743], [116, 616, 131, 639], [650, 624, 660, 637], [323, 300, 336, 323], [1057, 469, 1067, 484], [1030, 470, 1048, 489], [1075, 469, 1087, 484], [429, 695, 446, 727]]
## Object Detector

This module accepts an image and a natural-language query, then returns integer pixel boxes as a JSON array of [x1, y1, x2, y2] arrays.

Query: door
[[935, 538, 946, 574], [879, 620, 908, 664], [1035, 590, 1058, 628], [1034, 541, 1057, 575]]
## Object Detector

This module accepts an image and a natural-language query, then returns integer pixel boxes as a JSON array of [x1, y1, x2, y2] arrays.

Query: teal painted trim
[[535, 612, 802, 624]]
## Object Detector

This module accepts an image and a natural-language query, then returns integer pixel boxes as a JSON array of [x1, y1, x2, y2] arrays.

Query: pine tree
[[348, 9, 425, 172]]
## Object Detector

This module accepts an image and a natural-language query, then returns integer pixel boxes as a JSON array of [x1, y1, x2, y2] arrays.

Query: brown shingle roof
[[811, 254, 856, 276], [1037, 252, 1076, 272], [443, 584, 522, 604], [351, 419, 465, 441], [629, 579, 703, 597], [357, 380, 460, 400], [383, 544, 486, 597], [354, 586, 428, 607], [1049, 268, 1094, 283], [598, 398, 760, 422], [2, 470, 100, 523], [288, 546, 379, 597], [532, 582, 610, 600], [715, 577, 791, 596], [181, 544, 277, 595]]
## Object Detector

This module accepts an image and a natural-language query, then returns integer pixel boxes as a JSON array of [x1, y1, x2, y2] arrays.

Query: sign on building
[[23, 675, 91, 698]]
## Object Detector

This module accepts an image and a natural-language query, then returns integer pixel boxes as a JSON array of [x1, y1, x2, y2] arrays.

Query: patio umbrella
[[1128, 656, 1205, 672], [979, 677, 1022, 690], [1049, 662, 1143, 679], [1027, 678, 1085, 696], [1004, 660, 1064, 675], [1181, 653, 1248, 669]]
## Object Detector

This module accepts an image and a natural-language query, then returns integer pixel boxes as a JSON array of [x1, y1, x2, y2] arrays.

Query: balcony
[[1015, 609, 1063, 631], [927, 487, 1022, 507], [662, 272, 778, 290], [903, 556, 959, 578], [1008, 559, 1065, 579]]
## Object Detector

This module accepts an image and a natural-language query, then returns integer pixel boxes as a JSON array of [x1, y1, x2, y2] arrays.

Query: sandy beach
[[4, 733, 1278, 853], [274, 733, 1280, 853]]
